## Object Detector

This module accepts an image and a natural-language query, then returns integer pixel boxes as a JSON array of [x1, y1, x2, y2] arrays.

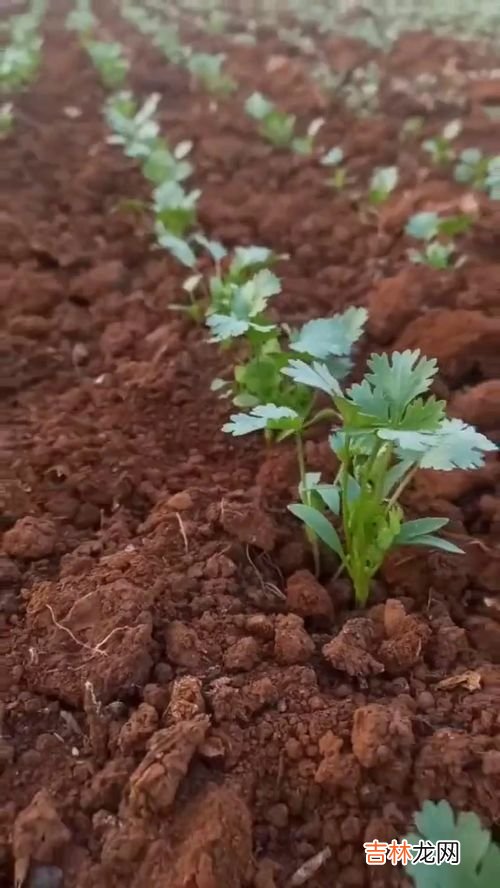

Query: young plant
[[245, 92, 322, 153], [368, 166, 399, 205], [423, 119, 461, 165], [186, 52, 236, 96], [105, 91, 160, 159], [0, 102, 13, 137], [321, 146, 349, 189], [66, 0, 96, 37], [86, 40, 129, 89], [222, 307, 368, 573], [0, 25, 42, 92], [406, 210, 471, 270], [141, 138, 193, 185], [152, 25, 188, 65], [455, 148, 500, 199], [405, 800, 500, 887], [153, 180, 201, 266], [288, 350, 495, 606]]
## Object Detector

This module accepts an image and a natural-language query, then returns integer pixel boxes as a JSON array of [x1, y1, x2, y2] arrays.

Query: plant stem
[[296, 432, 320, 577], [387, 464, 418, 509]]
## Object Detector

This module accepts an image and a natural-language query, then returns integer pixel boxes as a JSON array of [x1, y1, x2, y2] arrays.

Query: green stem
[[296, 432, 320, 577], [387, 464, 418, 510]]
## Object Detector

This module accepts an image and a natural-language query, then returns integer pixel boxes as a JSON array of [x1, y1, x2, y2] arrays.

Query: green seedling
[[406, 211, 471, 270], [66, 3, 96, 36], [152, 24, 187, 64], [0, 102, 13, 136], [423, 119, 461, 165], [368, 166, 399, 205], [141, 138, 193, 185], [287, 350, 494, 605], [105, 91, 160, 159], [221, 308, 368, 573], [122, 2, 159, 37], [321, 147, 349, 189], [86, 40, 129, 89], [0, 21, 42, 92], [455, 148, 500, 199], [187, 52, 236, 96], [245, 91, 322, 153], [153, 180, 201, 266], [405, 800, 500, 887]]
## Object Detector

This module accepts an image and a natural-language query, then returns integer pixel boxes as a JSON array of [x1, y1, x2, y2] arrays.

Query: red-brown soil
[[1, 3, 500, 887]]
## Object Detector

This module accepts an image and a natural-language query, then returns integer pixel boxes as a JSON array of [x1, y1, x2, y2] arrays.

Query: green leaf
[[416, 419, 496, 471], [281, 359, 342, 397], [342, 351, 440, 429], [369, 165, 399, 199], [288, 504, 344, 557], [233, 269, 281, 318], [405, 800, 500, 887], [395, 517, 450, 543], [245, 91, 274, 119], [222, 404, 300, 436], [407, 534, 465, 555], [206, 313, 250, 341], [156, 230, 196, 267], [231, 245, 273, 276], [291, 307, 368, 359], [322, 146, 344, 166], [460, 147, 483, 165], [191, 233, 227, 262], [406, 211, 439, 241]]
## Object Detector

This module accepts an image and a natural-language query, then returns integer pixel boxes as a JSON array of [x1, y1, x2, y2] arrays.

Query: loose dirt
[[1, 3, 500, 887]]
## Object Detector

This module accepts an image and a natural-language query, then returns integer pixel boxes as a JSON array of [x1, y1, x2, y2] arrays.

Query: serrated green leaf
[[222, 404, 300, 436], [232, 269, 281, 318], [281, 359, 342, 397], [288, 504, 344, 556], [406, 800, 500, 888], [230, 245, 274, 277], [417, 419, 496, 471], [291, 307, 367, 359], [206, 313, 250, 341]]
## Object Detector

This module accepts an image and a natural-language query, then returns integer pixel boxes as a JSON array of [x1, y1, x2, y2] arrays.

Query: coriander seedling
[[187, 52, 236, 96], [288, 350, 495, 606], [406, 211, 471, 270], [153, 180, 200, 267], [423, 119, 461, 166], [222, 308, 369, 572], [86, 40, 129, 89], [455, 148, 500, 199], [141, 138, 193, 185], [245, 91, 321, 153], [321, 146, 349, 189], [368, 166, 399, 205], [105, 91, 160, 159]]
